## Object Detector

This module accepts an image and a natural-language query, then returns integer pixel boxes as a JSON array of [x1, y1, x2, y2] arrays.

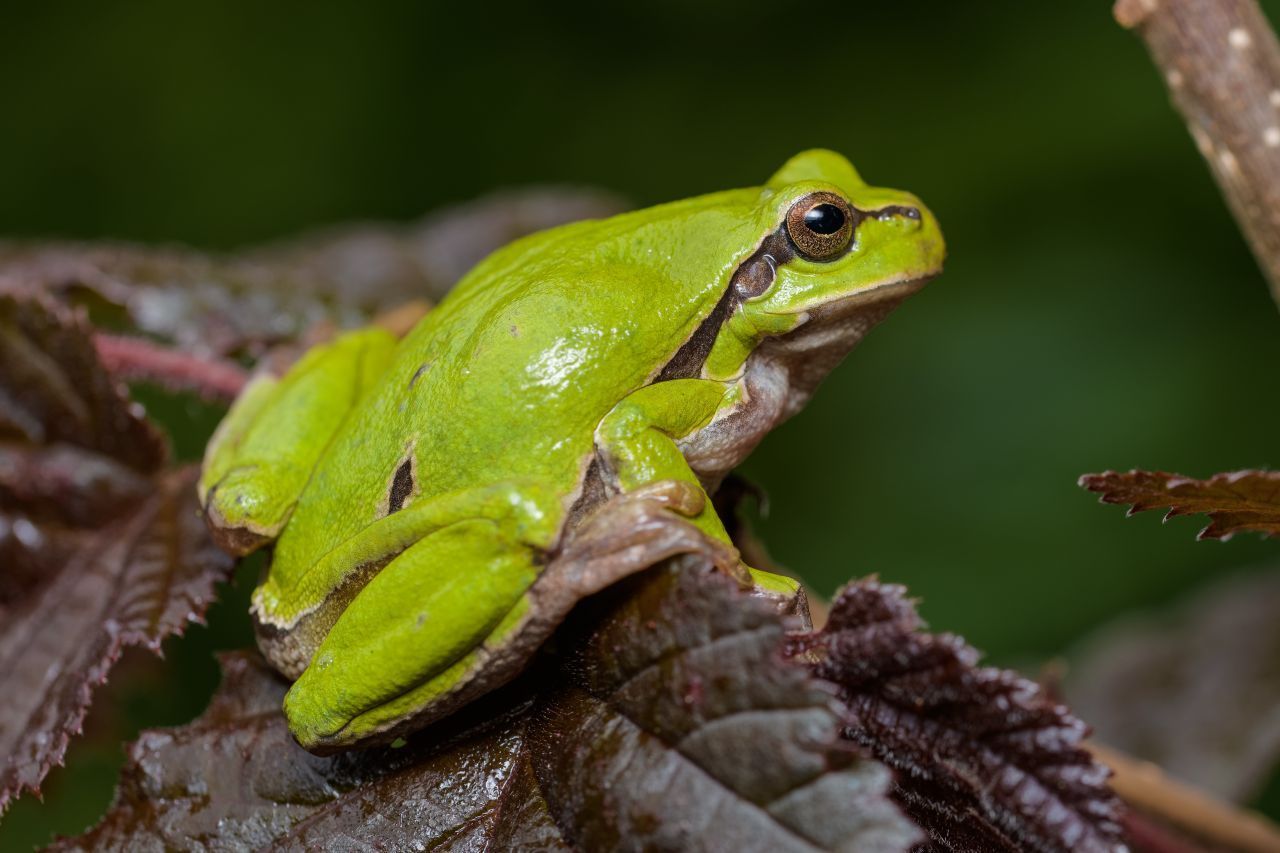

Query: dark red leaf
[[789, 578, 1126, 853], [1079, 469, 1280, 540], [531, 560, 917, 852], [53, 653, 567, 852], [0, 467, 233, 812], [56, 558, 920, 851], [0, 443, 151, 527], [0, 293, 233, 813], [0, 292, 165, 472]]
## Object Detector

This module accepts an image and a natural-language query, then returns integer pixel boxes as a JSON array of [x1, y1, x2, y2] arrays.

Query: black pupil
[[803, 203, 846, 235]]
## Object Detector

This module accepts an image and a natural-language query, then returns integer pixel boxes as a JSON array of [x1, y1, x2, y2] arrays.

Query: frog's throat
[[755, 274, 931, 416]]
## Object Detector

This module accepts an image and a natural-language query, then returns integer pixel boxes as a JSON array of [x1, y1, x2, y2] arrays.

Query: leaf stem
[[93, 333, 248, 402], [1090, 742, 1280, 852]]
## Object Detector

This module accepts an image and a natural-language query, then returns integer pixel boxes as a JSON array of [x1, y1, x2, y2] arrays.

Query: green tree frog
[[198, 150, 944, 752]]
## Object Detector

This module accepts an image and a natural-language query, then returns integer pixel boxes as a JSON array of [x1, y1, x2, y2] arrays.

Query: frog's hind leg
[[282, 512, 545, 753], [199, 327, 396, 555]]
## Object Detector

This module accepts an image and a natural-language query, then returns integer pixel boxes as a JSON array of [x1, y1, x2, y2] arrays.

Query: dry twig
[[1116, 0, 1280, 308], [1091, 742, 1280, 852]]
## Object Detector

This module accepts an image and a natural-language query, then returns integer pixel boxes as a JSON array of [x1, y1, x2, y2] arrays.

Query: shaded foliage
[[1068, 566, 1280, 804], [0, 293, 165, 470], [787, 578, 1127, 853], [1080, 469, 1280, 541], [56, 561, 920, 852], [0, 293, 234, 813], [0, 189, 623, 358]]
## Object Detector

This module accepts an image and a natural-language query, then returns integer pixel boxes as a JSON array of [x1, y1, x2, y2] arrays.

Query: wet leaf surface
[[0, 293, 234, 813], [56, 560, 921, 852], [0, 188, 624, 357], [0, 293, 165, 471], [1067, 566, 1280, 803], [535, 561, 914, 853], [1079, 469, 1280, 540], [788, 578, 1127, 853]]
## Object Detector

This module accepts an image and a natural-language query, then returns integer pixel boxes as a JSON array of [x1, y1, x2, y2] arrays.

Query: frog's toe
[[628, 479, 706, 517], [204, 501, 274, 556], [202, 467, 295, 556], [282, 668, 349, 752]]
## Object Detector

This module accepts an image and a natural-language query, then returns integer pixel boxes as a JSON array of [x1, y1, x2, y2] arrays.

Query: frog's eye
[[785, 192, 856, 261]]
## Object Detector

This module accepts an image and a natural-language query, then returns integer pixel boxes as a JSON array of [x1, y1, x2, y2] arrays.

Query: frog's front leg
[[596, 379, 802, 598], [594, 379, 757, 584], [199, 328, 397, 555], [279, 480, 559, 752]]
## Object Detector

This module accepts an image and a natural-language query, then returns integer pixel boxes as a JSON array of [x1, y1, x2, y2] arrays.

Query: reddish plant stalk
[[94, 333, 248, 402]]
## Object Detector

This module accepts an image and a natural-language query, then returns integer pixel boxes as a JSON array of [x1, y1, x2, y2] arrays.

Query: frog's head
[[749, 148, 943, 325], [701, 149, 944, 388]]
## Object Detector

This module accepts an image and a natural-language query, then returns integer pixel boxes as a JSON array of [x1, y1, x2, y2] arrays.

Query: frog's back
[[276, 192, 760, 570]]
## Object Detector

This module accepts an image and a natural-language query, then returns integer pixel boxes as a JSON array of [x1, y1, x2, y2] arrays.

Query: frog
[[198, 149, 945, 753]]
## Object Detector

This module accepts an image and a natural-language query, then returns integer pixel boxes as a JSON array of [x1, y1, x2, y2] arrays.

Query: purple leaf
[[790, 578, 1127, 853], [56, 559, 920, 851], [0, 293, 233, 812]]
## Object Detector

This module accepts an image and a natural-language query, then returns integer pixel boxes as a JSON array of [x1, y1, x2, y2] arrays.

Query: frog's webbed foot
[[626, 479, 705, 518], [625, 479, 805, 614], [284, 516, 544, 753], [616, 478, 766, 589], [277, 479, 560, 752]]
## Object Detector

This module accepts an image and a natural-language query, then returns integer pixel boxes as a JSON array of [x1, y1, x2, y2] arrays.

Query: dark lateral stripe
[[652, 203, 916, 383], [656, 227, 791, 382]]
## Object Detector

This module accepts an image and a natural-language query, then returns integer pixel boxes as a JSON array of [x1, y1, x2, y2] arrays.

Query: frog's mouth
[[777, 273, 937, 329]]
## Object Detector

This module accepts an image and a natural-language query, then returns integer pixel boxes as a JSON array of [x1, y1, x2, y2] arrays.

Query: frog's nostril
[[870, 205, 921, 223]]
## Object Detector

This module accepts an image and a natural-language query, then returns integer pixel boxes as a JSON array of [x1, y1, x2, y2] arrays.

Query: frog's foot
[[627, 479, 705, 517], [579, 486, 803, 611], [286, 482, 770, 753], [283, 517, 541, 753], [203, 467, 297, 556], [626, 483, 799, 598], [618, 479, 757, 588], [746, 567, 810, 625]]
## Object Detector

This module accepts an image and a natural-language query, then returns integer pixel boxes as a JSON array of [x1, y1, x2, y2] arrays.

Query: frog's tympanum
[[199, 150, 945, 752]]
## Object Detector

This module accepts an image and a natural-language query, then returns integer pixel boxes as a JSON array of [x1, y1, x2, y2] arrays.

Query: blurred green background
[[3, 1, 1278, 846]]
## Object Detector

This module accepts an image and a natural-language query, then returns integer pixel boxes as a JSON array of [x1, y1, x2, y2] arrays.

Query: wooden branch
[[94, 333, 249, 402], [1090, 742, 1280, 852], [1116, 0, 1280, 309]]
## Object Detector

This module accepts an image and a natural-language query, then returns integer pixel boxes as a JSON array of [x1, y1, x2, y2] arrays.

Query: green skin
[[199, 149, 945, 751]]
